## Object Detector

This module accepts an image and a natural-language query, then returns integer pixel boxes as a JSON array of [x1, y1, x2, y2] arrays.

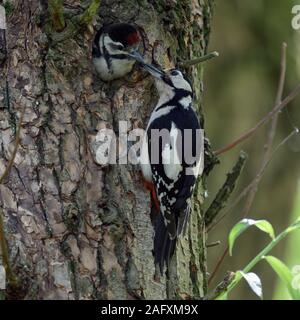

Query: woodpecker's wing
[[147, 106, 201, 240]]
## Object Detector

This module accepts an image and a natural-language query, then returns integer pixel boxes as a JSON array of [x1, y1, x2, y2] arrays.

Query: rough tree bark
[[0, 0, 213, 299]]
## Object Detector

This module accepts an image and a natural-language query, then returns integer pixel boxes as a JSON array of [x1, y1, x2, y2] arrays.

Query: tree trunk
[[0, 0, 213, 299]]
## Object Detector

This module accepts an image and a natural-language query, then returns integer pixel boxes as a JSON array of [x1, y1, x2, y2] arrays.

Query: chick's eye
[[170, 70, 179, 76], [110, 43, 124, 50]]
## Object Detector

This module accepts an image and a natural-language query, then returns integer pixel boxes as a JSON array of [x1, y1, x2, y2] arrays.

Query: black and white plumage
[[92, 23, 141, 81], [138, 63, 202, 273]]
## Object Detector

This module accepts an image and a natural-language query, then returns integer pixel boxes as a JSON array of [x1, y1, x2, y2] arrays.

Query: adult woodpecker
[[92, 23, 141, 81], [135, 58, 203, 274]]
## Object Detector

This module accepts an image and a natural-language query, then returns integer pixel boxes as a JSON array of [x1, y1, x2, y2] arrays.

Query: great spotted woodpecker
[[92, 23, 141, 81], [135, 58, 202, 274]]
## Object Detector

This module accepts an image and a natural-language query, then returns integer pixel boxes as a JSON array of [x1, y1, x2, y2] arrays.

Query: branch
[[209, 127, 298, 234], [48, 0, 65, 32], [205, 151, 247, 227], [206, 44, 299, 289], [79, 0, 101, 26], [241, 42, 287, 217], [208, 43, 293, 286], [207, 128, 298, 286], [264, 43, 287, 160], [48, 0, 101, 43], [178, 51, 219, 67], [214, 80, 300, 156], [208, 246, 229, 287]]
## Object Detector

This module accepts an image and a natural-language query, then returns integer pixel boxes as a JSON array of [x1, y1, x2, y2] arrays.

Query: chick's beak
[[127, 51, 165, 79]]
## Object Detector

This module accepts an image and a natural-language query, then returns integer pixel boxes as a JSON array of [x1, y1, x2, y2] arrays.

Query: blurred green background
[[204, 0, 300, 299]]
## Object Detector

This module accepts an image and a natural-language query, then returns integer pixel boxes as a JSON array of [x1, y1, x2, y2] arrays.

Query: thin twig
[[208, 44, 293, 287], [214, 81, 300, 156], [208, 128, 299, 233], [206, 241, 221, 248], [178, 51, 219, 67], [241, 42, 287, 217], [264, 43, 287, 160], [208, 247, 229, 286], [207, 128, 298, 286]]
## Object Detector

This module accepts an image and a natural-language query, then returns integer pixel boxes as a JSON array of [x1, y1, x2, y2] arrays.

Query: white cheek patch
[[171, 76, 192, 92], [102, 35, 125, 54]]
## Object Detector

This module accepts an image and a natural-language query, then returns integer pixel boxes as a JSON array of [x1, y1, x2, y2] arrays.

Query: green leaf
[[229, 218, 275, 255], [238, 271, 263, 299], [264, 256, 300, 300]]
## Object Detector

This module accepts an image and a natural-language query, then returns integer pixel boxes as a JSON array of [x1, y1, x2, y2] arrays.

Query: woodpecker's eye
[[170, 70, 179, 76]]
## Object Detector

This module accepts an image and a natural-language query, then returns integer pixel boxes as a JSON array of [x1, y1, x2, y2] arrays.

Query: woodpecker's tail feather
[[149, 189, 175, 274], [153, 213, 177, 275], [149, 191, 188, 275]]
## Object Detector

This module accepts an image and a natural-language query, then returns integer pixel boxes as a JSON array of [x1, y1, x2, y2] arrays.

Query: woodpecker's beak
[[127, 51, 165, 79]]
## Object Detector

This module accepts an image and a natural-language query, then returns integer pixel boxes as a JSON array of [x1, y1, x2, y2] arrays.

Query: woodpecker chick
[[92, 23, 141, 81], [136, 60, 202, 274]]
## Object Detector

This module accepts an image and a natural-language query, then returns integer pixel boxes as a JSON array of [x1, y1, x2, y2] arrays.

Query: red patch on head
[[126, 32, 140, 45]]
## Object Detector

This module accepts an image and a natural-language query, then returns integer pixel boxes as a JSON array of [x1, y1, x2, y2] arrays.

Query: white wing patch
[[162, 122, 182, 181]]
